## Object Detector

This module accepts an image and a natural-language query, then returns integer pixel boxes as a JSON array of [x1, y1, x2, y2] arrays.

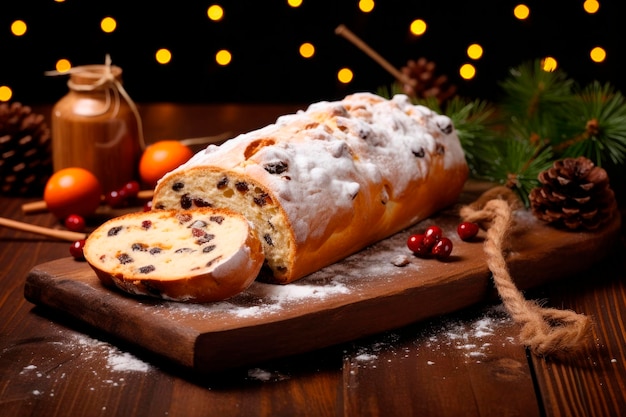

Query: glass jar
[[51, 64, 143, 193]]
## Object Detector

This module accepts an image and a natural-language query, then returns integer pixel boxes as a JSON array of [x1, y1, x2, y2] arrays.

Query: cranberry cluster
[[407, 221, 479, 261]]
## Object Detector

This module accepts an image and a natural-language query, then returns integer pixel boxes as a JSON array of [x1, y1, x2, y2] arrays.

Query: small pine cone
[[400, 57, 457, 103], [529, 156, 617, 231], [0, 102, 52, 196]]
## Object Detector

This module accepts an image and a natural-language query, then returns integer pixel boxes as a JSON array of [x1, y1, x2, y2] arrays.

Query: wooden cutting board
[[24, 198, 621, 373]]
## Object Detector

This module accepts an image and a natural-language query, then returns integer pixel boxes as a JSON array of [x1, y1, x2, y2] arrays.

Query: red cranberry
[[122, 180, 141, 199], [64, 214, 86, 232], [422, 225, 443, 249], [105, 189, 126, 208], [432, 237, 453, 260], [70, 239, 86, 260], [143, 200, 153, 212], [407, 233, 430, 257], [457, 221, 479, 241]]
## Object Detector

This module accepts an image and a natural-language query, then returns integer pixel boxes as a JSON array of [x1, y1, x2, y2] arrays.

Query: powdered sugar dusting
[[346, 304, 517, 370], [9, 329, 152, 399]]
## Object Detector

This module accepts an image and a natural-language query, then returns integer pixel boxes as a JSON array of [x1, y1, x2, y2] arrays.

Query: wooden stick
[[335, 24, 414, 86], [0, 217, 87, 242], [21, 189, 154, 215]]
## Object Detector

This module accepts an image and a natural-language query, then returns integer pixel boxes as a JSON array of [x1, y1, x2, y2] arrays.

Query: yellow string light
[[513, 4, 530, 20], [55, 59, 72, 73], [409, 19, 427, 36], [11, 20, 27, 36], [542, 57, 558, 72], [337, 68, 353, 84], [207, 5, 224, 21], [359, 0, 375, 13], [467, 44, 483, 60], [590, 47, 606, 63], [299, 42, 315, 58], [459, 63, 476, 80], [0, 86, 13, 102], [100, 17, 117, 33], [216, 49, 232, 66], [156, 48, 172, 64], [287, 0, 303, 7], [583, 0, 600, 14]]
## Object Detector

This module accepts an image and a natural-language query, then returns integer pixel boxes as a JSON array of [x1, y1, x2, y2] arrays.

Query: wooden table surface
[[1, 103, 625, 417]]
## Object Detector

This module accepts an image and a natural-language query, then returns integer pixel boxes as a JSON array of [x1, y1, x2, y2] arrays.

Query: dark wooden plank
[[528, 248, 626, 417], [22, 205, 621, 373], [341, 304, 541, 417]]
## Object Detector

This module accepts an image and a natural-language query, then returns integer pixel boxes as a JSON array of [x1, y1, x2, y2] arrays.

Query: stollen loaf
[[83, 208, 264, 302], [152, 93, 469, 284]]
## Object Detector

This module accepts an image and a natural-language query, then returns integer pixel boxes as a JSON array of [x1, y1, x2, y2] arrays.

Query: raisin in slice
[[217, 177, 229, 189], [172, 182, 185, 191], [175, 248, 196, 253], [108, 226, 123, 236], [210, 215, 224, 224], [235, 182, 249, 193], [132, 243, 149, 252], [180, 194, 192, 209], [202, 244, 217, 253], [192, 197, 211, 208], [117, 253, 133, 264], [139, 265, 155, 274]]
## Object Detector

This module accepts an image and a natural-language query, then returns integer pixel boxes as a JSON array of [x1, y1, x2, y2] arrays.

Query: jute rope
[[460, 186, 592, 356]]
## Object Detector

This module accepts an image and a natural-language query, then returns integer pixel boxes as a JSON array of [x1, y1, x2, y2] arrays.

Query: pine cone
[[529, 156, 617, 231], [0, 102, 52, 196], [400, 58, 457, 103]]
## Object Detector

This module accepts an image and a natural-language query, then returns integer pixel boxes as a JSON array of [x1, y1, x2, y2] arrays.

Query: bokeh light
[[542, 57, 558, 72], [11, 20, 27, 36], [359, 0, 375, 13], [287, 0, 303, 7], [459, 64, 476, 80], [467, 44, 483, 60], [590, 47, 606, 63], [513, 4, 530, 20], [216, 49, 232, 66], [583, 0, 600, 14], [337, 68, 353, 84], [55, 59, 72, 73], [207, 5, 224, 21], [0, 86, 13, 102], [100, 17, 117, 33], [155, 48, 172, 64], [299, 42, 315, 58], [409, 19, 427, 36]]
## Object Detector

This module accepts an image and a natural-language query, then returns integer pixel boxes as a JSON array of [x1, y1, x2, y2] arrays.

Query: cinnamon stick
[[0, 217, 87, 242]]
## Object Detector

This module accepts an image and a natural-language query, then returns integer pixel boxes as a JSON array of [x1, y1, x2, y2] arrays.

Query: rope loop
[[460, 187, 592, 356]]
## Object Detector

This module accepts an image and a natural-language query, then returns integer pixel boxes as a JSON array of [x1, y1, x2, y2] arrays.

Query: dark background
[[1, 0, 625, 105]]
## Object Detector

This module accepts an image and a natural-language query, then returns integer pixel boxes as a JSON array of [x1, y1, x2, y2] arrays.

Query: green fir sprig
[[379, 59, 626, 205]]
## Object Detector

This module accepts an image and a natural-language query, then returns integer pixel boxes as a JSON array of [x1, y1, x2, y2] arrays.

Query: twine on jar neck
[[46, 55, 147, 150]]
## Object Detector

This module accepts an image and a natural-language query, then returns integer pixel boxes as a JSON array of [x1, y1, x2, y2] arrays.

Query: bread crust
[[153, 93, 469, 284], [83, 208, 264, 302]]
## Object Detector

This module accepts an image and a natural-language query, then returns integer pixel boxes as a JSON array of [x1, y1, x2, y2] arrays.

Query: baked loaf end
[[152, 93, 469, 284], [83, 208, 264, 302]]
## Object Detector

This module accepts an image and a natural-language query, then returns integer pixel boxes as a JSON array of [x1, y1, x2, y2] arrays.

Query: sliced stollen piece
[[152, 93, 468, 284], [83, 208, 264, 303]]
